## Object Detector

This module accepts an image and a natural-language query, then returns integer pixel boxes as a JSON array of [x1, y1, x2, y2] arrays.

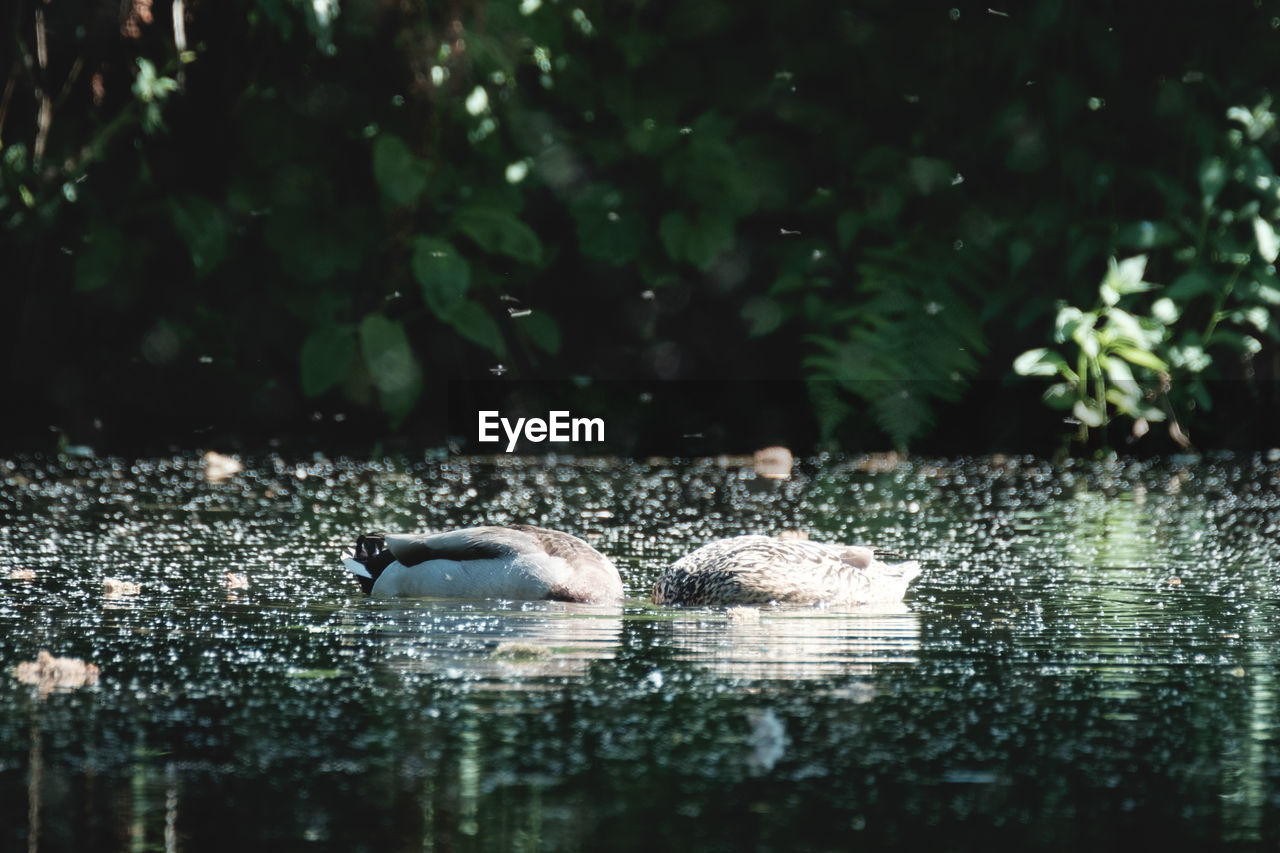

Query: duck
[[652, 535, 921, 606], [341, 524, 624, 603]]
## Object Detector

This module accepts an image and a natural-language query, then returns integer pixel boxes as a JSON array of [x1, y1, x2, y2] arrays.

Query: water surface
[[2, 453, 1279, 850]]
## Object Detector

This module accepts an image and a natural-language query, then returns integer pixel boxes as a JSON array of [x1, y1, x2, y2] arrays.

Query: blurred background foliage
[[3, 0, 1279, 453]]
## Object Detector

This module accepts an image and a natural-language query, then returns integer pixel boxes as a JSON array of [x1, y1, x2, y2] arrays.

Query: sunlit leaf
[[1073, 399, 1104, 427], [1254, 216, 1279, 263], [1101, 308, 1145, 346], [1105, 385, 1143, 417], [1198, 156, 1226, 209], [1168, 343, 1212, 372], [1013, 347, 1072, 378], [1103, 255, 1152, 295], [1113, 345, 1168, 372], [1099, 281, 1120, 307], [1101, 354, 1135, 384], [1151, 297, 1179, 325], [1054, 306, 1090, 344]]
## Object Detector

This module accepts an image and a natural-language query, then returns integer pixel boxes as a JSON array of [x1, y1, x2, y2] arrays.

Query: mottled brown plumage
[[652, 536, 921, 606]]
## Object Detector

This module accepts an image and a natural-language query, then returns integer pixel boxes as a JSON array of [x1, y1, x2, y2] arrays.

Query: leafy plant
[[805, 249, 987, 450], [1015, 256, 1171, 443], [1019, 99, 1280, 447]]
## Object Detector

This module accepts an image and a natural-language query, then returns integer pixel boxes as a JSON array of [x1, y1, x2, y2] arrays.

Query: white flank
[[370, 555, 571, 599]]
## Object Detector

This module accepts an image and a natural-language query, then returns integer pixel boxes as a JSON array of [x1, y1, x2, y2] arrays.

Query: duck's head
[[344, 532, 396, 594]]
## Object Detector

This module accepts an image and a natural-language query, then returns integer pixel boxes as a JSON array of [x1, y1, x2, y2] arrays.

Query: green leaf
[[1151, 297, 1179, 325], [454, 206, 542, 264], [836, 210, 861, 250], [1114, 221, 1180, 250], [658, 211, 690, 262], [1055, 307, 1096, 344], [1198, 156, 1226, 209], [570, 185, 641, 265], [519, 311, 561, 355], [1043, 382, 1075, 410], [359, 314, 422, 424], [1101, 308, 1145, 347], [1254, 216, 1279, 263], [1105, 385, 1143, 417], [1165, 271, 1213, 301], [359, 315, 417, 392], [450, 302, 505, 354], [1073, 399, 1104, 428], [411, 237, 470, 320], [659, 211, 734, 269], [1102, 255, 1152, 296], [299, 325, 357, 396], [1014, 347, 1072, 378], [169, 195, 228, 278], [1100, 354, 1135, 384], [1213, 329, 1263, 354], [74, 226, 126, 292], [742, 297, 785, 338], [372, 135, 430, 206], [1112, 345, 1168, 372]]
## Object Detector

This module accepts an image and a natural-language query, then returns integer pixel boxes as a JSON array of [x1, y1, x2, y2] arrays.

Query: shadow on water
[[1, 453, 1280, 850]]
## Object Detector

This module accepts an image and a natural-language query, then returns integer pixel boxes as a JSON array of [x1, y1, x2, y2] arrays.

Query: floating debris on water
[[753, 446, 793, 480], [491, 642, 552, 660], [103, 578, 141, 597], [203, 451, 243, 481], [15, 651, 100, 698]]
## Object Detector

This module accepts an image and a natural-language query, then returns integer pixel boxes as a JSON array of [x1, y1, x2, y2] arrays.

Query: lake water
[[2, 453, 1279, 851]]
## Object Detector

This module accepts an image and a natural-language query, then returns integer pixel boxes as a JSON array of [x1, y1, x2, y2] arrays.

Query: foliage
[[3, 1, 1279, 451], [1015, 256, 1171, 443], [1017, 100, 1280, 448]]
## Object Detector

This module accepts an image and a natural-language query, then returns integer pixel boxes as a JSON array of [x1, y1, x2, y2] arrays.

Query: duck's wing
[[383, 527, 525, 566], [504, 524, 612, 563], [825, 544, 875, 570]]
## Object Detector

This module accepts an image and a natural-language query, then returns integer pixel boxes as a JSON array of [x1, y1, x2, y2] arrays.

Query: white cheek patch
[[342, 556, 374, 579]]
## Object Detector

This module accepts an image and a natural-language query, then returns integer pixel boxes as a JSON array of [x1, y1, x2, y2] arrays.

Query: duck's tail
[[866, 558, 922, 604], [341, 532, 395, 594]]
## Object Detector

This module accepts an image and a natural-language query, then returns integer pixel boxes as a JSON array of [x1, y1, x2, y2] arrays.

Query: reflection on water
[[2, 453, 1280, 849], [337, 600, 624, 687], [661, 606, 919, 683]]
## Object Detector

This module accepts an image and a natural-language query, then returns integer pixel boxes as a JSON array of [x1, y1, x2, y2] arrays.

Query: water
[[2, 453, 1279, 850]]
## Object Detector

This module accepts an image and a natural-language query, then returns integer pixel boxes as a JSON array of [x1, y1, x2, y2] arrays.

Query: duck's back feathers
[[342, 525, 623, 603], [652, 535, 920, 607]]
